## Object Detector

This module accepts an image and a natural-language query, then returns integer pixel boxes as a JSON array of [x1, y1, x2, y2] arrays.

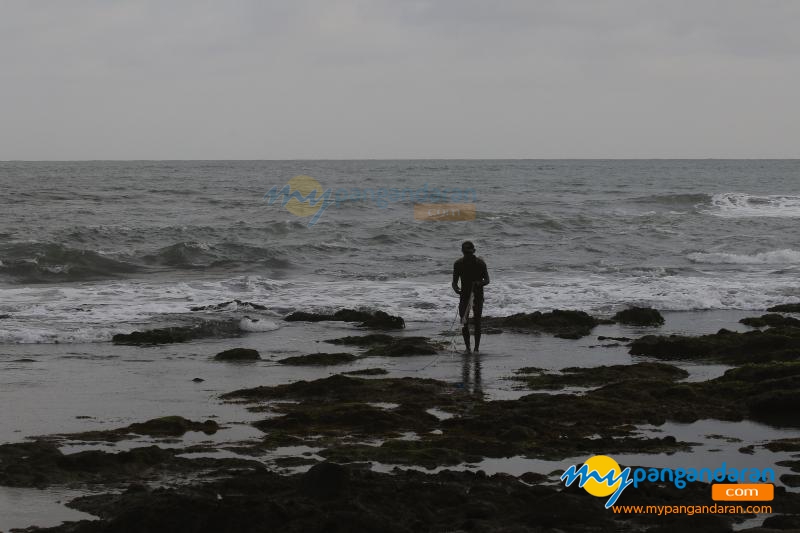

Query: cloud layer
[[2, 1, 799, 159]]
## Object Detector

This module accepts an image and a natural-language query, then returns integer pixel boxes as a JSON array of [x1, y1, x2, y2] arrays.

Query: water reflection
[[460, 352, 483, 398]]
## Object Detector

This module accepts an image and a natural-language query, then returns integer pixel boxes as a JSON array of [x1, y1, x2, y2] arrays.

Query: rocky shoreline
[[2, 306, 799, 532]]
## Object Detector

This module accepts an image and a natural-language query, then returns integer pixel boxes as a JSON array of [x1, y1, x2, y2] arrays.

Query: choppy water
[[1, 160, 799, 343]]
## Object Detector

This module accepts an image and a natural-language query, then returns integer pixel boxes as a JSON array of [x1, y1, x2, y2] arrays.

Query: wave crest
[[0, 243, 138, 282], [687, 248, 800, 265], [704, 192, 800, 218]]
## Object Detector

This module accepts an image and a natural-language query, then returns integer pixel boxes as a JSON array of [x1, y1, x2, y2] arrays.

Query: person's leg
[[459, 295, 471, 352], [473, 299, 483, 352]]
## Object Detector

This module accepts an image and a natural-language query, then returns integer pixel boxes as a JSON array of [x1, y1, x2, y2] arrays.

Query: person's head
[[461, 241, 476, 256]]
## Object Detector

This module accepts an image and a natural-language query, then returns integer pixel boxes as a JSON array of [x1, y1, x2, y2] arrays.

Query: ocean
[[2, 160, 800, 529], [1, 159, 799, 344]]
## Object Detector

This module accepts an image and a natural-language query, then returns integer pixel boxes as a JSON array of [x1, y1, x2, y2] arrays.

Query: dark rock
[[0, 441, 260, 488], [273, 456, 318, 468], [768, 303, 800, 313], [214, 348, 260, 361], [57, 417, 221, 443], [278, 353, 357, 366], [515, 362, 689, 390], [763, 514, 800, 529], [324, 333, 395, 346], [629, 327, 800, 363], [364, 337, 437, 357], [126, 416, 219, 437], [325, 334, 439, 357], [483, 310, 600, 338], [18, 466, 628, 533], [113, 320, 241, 345], [613, 307, 665, 327], [342, 368, 388, 376], [781, 474, 800, 487], [0, 313, 10, 319], [190, 299, 268, 311], [518, 472, 548, 484], [332, 309, 374, 322], [300, 462, 350, 499], [597, 335, 633, 342], [741, 313, 800, 328], [192, 377, 205, 383], [222, 374, 453, 406], [763, 438, 800, 452], [358, 310, 405, 329], [285, 308, 405, 329]]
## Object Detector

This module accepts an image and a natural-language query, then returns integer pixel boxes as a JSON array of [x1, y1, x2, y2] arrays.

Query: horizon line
[[2, 157, 799, 162]]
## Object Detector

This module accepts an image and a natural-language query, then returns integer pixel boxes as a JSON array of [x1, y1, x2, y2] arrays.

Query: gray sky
[[2, 0, 799, 159]]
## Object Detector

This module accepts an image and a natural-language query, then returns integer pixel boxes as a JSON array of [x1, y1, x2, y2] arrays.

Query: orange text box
[[414, 203, 476, 221], [712, 484, 774, 501]]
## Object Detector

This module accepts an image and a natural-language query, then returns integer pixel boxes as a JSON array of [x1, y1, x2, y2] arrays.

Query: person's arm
[[452, 261, 461, 294], [479, 260, 490, 287]]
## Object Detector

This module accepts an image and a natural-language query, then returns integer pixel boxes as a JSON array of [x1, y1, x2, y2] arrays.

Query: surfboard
[[460, 291, 474, 326]]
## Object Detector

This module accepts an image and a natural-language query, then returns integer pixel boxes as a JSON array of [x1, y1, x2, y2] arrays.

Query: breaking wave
[[687, 249, 800, 265], [704, 193, 800, 218]]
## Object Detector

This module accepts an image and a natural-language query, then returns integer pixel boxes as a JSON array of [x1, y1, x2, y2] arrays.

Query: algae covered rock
[[482, 310, 600, 339], [740, 313, 800, 328], [629, 327, 800, 363], [325, 334, 439, 356], [127, 416, 219, 436], [215, 347, 261, 361], [285, 308, 405, 329], [768, 303, 800, 313], [278, 353, 357, 366], [613, 307, 665, 327], [113, 320, 241, 345]]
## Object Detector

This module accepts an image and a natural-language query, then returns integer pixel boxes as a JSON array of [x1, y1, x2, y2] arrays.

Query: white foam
[[2, 271, 800, 344], [238, 317, 280, 332], [687, 248, 800, 265], [704, 192, 800, 218]]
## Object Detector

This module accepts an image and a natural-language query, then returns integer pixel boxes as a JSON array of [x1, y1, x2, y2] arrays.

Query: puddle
[[426, 408, 454, 421], [0, 487, 98, 532], [368, 402, 400, 410]]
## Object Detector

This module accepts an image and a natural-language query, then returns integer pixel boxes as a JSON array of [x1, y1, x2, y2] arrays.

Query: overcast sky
[[1, 1, 799, 159]]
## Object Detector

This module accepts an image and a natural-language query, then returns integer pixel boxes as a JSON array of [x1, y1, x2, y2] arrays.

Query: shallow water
[[0, 487, 97, 532], [0, 310, 796, 529]]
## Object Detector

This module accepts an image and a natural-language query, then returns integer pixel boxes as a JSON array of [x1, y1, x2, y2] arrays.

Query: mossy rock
[[630, 327, 800, 363], [740, 313, 800, 328], [215, 348, 260, 361], [483, 310, 600, 339], [285, 309, 405, 329], [113, 321, 241, 345], [127, 416, 219, 436], [516, 362, 688, 389], [613, 307, 665, 327], [278, 353, 357, 366], [768, 303, 800, 313], [325, 334, 440, 357], [342, 368, 388, 376]]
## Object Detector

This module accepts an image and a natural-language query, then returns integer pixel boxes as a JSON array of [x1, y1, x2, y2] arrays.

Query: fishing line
[[387, 304, 463, 373]]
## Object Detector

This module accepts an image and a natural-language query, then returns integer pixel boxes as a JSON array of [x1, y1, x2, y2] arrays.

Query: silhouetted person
[[452, 241, 490, 353]]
